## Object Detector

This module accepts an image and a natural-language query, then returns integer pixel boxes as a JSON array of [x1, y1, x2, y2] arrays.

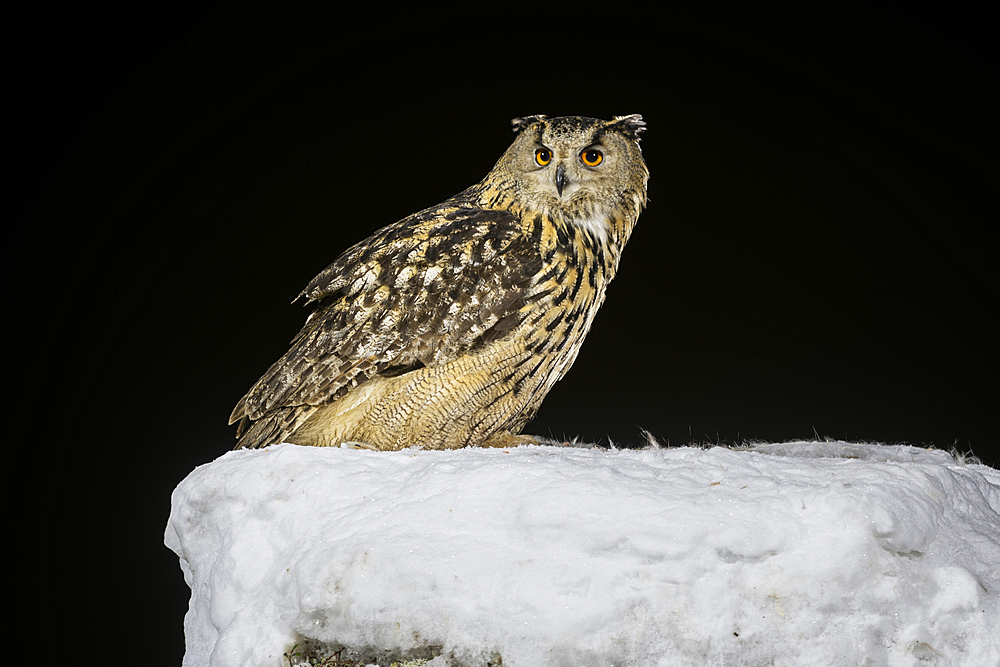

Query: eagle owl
[[230, 114, 648, 450]]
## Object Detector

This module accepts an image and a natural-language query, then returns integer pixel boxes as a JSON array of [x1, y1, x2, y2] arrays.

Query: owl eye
[[535, 148, 553, 166], [581, 149, 604, 167]]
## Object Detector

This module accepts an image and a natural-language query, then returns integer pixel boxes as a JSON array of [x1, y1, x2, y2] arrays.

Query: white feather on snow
[[165, 442, 1000, 667]]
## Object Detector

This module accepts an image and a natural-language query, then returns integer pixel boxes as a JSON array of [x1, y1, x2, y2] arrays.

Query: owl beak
[[555, 165, 568, 197]]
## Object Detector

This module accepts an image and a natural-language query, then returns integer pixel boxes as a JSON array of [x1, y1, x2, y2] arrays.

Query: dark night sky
[[14, 5, 996, 664]]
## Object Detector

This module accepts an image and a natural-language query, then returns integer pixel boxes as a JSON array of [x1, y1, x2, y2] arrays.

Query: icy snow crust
[[166, 442, 1000, 667]]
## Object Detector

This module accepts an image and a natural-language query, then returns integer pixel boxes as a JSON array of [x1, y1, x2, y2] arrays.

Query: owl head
[[487, 115, 648, 225]]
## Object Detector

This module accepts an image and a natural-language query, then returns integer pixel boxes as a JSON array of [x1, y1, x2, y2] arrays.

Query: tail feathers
[[233, 405, 318, 450], [228, 395, 248, 426]]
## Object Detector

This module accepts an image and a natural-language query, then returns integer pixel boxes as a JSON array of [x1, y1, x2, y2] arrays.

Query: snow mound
[[166, 441, 1000, 667]]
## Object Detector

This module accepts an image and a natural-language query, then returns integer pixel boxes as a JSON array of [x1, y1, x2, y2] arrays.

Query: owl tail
[[231, 405, 318, 450]]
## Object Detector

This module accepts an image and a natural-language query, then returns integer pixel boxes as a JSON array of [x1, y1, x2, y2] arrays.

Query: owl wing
[[230, 200, 544, 440]]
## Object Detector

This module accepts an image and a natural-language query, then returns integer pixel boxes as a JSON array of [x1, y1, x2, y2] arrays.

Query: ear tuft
[[613, 114, 646, 141], [511, 115, 547, 134]]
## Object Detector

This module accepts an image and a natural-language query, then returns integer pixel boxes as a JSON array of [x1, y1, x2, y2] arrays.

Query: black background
[[14, 4, 996, 664]]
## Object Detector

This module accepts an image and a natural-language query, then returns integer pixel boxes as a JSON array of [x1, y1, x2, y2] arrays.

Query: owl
[[230, 114, 648, 450]]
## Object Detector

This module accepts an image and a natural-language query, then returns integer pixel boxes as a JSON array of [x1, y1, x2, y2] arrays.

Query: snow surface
[[166, 441, 1000, 667]]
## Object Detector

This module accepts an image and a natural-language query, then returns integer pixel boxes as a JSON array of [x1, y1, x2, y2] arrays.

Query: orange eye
[[581, 149, 603, 167], [535, 148, 552, 166]]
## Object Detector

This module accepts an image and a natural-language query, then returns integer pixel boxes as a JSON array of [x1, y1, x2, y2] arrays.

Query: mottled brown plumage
[[230, 114, 648, 450]]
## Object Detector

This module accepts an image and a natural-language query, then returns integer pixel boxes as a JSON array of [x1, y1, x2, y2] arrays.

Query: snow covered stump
[[165, 442, 1000, 667]]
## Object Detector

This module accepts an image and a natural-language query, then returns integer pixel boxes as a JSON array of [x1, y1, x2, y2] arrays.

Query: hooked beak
[[555, 164, 568, 197]]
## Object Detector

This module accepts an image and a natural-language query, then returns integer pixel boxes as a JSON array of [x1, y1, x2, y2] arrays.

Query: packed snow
[[166, 441, 1000, 667]]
